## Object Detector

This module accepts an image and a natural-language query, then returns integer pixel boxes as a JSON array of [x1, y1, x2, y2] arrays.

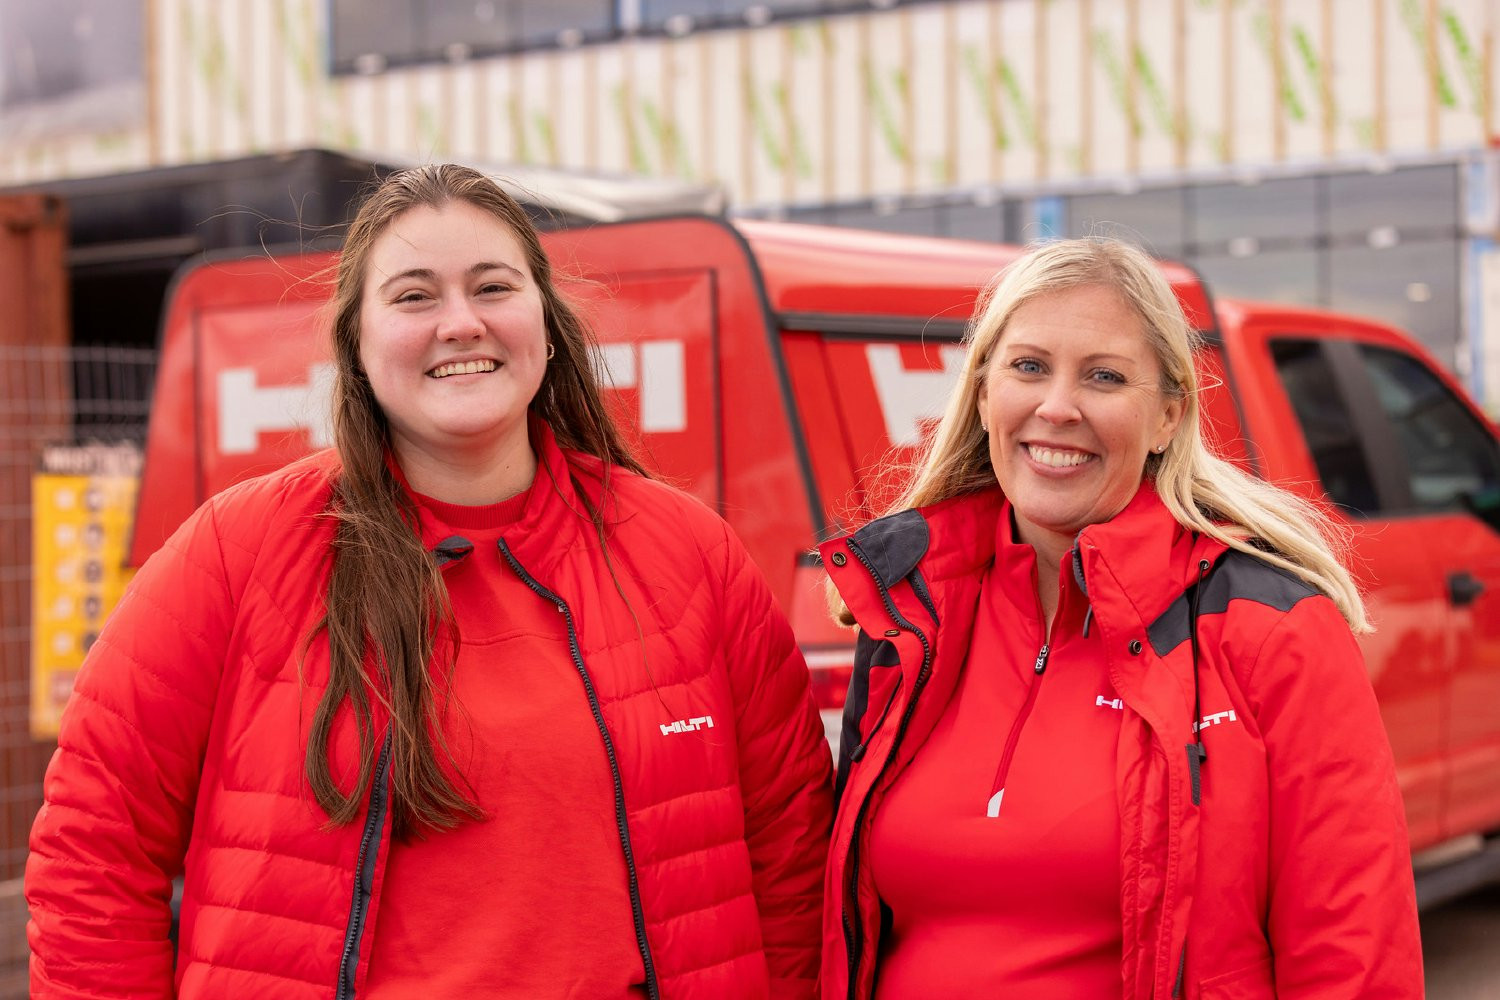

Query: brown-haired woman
[[27, 164, 834, 999]]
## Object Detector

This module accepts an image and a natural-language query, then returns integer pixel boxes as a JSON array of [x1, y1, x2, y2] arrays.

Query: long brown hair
[[309, 164, 648, 837]]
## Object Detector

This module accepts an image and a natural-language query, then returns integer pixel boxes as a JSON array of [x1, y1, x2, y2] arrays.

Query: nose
[[436, 295, 484, 341], [1034, 377, 1082, 424]]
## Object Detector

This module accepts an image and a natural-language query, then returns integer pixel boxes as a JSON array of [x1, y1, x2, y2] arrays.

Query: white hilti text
[[1194, 709, 1238, 732], [866, 344, 967, 446], [599, 341, 687, 433], [218, 364, 336, 454], [660, 715, 715, 735]]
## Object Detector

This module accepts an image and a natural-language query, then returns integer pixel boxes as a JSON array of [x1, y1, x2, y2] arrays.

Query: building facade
[[0, 0, 1497, 400]]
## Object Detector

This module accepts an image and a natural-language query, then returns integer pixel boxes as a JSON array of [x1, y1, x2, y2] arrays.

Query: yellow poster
[[31, 444, 141, 739]]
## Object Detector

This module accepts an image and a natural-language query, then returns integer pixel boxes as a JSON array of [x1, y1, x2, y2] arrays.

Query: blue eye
[[1091, 368, 1126, 384], [1013, 359, 1044, 375]]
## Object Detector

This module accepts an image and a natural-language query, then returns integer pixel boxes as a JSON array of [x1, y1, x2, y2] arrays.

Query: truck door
[[1251, 321, 1500, 848], [1348, 344, 1500, 841]]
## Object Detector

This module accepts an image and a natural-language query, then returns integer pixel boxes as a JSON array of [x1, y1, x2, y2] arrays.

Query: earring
[[546, 341, 556, 361], [1154, 443, 1166, 453]]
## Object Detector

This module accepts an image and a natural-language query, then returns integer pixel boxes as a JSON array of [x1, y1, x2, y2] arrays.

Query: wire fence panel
[[0, 344, 155, 996]]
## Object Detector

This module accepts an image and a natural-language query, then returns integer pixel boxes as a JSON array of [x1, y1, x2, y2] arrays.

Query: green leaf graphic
[[1091, 30, 1141, 139], [1398, 0, 1457, 108], [962, 44, 1007, 151], [997, 57, 1037, 147]]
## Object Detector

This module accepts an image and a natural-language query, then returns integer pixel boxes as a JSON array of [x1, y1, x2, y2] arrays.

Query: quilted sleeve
[[26, 496, 240, 999], [1254, 598, 1424, 998], [717, 521, 834, 1000]]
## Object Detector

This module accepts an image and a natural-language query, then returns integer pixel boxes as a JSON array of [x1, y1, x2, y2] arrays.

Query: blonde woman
[[820, 237, 1421, 999]]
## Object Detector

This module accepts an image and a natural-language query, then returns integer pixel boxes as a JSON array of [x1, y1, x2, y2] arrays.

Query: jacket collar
[[1071, 482, 1226, 632], [836, 479, 1226, 635], [387, 417, 598, 578]]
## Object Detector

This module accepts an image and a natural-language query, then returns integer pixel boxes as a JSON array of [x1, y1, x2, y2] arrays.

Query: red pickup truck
[[130, 216, 1500, 891]]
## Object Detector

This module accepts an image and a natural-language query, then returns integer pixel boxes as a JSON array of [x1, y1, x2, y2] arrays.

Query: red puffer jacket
[[819, 484, 1421, 1000], [27, 421, 833, 999]]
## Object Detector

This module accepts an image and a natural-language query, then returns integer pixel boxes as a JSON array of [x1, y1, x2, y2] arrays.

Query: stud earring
[[1154, 443, 1166, 453]]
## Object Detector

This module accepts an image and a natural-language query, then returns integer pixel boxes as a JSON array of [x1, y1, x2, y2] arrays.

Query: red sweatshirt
[[364, 486, 644, 996]]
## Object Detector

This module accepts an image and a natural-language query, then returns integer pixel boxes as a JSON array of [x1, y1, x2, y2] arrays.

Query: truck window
[[1269, 339, 1381, 515], [1357, 345, 1500, 514]]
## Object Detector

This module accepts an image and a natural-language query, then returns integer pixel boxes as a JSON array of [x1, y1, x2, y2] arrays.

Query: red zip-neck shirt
[[868, 512, 1123, 998]]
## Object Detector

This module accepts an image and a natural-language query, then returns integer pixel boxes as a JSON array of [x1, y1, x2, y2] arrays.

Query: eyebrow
[[376, 261, 525, 296], [1002, 342, 1137, 366]]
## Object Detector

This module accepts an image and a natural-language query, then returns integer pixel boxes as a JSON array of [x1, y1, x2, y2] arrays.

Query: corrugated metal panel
[[0, 0, 1495, 204]]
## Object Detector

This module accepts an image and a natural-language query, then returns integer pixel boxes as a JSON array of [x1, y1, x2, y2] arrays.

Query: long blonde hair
[[882, 236, 1369, 632]]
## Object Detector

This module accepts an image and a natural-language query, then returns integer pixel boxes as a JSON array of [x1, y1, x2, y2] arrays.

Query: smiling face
[[976, 282, 1184, 563], [358, 199, 548, 492]]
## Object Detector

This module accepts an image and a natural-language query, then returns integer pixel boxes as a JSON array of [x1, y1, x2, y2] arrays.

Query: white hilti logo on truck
[[661, 715, 714, 735], [218, 364, 336, 454], [866, 344, 967, 446], [599, 341, 687, 433]]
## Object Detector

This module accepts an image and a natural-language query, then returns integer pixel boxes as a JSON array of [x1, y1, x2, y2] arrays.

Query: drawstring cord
[[1173, 555, 1213, 998], [1186, 557, 1210, 806]]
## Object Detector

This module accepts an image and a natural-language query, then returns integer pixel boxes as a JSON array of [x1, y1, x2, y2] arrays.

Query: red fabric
[[869, 514, 1122, 998], [820, 484, 1422, 1000], [27, 421, 833, 999], [363, 489, 644, 997]]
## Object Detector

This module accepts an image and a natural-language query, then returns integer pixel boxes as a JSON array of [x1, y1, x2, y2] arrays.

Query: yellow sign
[[31, 444, 141, 739]]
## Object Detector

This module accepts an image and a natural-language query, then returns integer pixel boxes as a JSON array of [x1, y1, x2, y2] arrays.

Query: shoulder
[[568, 452, 731, 546], [195, 451, 340, 550], [1193, 551, 1357, 690]]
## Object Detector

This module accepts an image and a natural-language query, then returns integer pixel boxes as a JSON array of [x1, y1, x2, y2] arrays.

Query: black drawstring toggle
[[1186, 742, 1207, 806], [432, 535, 474, 568]]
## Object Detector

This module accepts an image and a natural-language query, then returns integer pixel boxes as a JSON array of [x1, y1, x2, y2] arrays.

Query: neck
[[392, 432, 539, 506], [1018, 526, 1071, 634]]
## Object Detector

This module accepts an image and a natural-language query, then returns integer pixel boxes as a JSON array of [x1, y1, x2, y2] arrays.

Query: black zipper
[[840, 538, 935, 1000], [497, 539, 661, 1000], [335, 730, 393, 1000]]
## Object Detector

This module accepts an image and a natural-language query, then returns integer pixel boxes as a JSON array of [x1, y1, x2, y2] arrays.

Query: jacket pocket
[[1198, 956, 1273, 999]]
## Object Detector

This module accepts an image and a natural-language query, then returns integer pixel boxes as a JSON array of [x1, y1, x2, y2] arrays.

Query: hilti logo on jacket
[[660, 715, 715, 735], [1194, 709, 1238, 732]]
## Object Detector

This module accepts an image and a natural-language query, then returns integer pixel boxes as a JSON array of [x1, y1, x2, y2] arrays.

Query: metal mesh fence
[[0, 344, 156, 996]]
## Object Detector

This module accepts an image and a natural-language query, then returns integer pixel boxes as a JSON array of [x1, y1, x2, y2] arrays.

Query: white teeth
[[429, 359, 497, 378], [1028, 445, 1092, 468]]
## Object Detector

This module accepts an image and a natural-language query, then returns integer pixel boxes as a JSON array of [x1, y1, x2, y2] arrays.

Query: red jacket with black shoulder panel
[[818, 483, 1421, 1000]]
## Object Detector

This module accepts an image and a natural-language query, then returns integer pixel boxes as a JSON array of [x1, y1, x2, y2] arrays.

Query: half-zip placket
[[984, 643, 1051, 817], [496, 538, 661, 1000], [335, 731, 393, 1000], [986, 541, 1090, 819], [839, 536, 937, 1000]]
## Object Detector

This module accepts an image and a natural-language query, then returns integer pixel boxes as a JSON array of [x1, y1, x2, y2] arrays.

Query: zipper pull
[[1033, 644, 1050, 674]]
